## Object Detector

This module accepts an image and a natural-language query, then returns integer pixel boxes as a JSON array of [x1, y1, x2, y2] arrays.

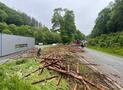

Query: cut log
[[57, 75, 62, 86], [32, 75, 58, 85], [73, 84, 78, 90], [48, 66, 105, 90], [23, 60, 59, 78]]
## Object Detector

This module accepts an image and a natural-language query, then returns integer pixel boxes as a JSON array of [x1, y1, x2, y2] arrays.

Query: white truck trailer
[[0, 33, 35, 56]]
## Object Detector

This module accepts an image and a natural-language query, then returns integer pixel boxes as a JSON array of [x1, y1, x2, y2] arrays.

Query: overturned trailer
[[0, 33, 35, 57]]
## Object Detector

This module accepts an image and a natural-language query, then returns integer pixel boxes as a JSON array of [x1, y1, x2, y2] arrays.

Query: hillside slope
[[0, 2, 41, 26], [88, 0, 123, 56], [90, 0, 123, 37]]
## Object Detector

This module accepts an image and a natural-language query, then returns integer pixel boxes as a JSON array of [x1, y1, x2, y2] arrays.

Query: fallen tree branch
[[23, 60, 59, 78], [41, 57, 64, 61], [57, 75, 62, 86], [48, 66, 105, 90], [32, 75, 58, 85], [73, 84, 78, 90], [82, 80, 91, 90]]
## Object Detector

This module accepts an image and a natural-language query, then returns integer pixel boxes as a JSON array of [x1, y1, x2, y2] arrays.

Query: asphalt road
[[82, 48, 123, 88]]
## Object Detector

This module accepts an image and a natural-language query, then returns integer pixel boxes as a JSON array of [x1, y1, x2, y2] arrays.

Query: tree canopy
[[52, 8, 85, 43], [90, 0, 123, 37], [0, 2, 41, 27], [88, 0, 123, 49]]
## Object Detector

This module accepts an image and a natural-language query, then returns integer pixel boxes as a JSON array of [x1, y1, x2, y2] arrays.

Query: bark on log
[[32, 76, 58, 85], [48, 66, 104, 90], [23, 60, 59, 78]]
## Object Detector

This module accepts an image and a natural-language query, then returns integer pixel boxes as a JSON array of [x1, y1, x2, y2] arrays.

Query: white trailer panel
[[0, 33, 35, 56]]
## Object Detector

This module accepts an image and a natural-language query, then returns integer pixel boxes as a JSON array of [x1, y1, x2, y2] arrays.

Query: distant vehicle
[[81, 40, 87, 47], [38, 43, 43, 46], [75, 40, 81, 46], [52, 43, 57, 46]]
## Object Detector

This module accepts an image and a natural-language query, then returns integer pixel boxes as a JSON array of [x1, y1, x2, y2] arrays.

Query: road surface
[[81, 48, 123, 88]]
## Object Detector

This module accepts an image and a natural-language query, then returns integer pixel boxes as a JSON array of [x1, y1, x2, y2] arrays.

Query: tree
[[16, 25, 33, 37], [62, 9, 76, 43], [51, 8, 83, 43], [6, 15, 23, 26], [91, 8, 111, 37], [51, 8, 64, 32], [110, 0, 123, 32], [0, 2, 41, 26], [75, 30, 85, 40], [90, 0, 123, 37], [0, 10, 8, 22]]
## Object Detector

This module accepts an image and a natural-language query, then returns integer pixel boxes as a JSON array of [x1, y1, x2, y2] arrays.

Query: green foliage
[[0, 58, 69, 90], [0, 22, 8, 30], [89, 46, 123, 57], [0, 9, 8, 22], [0, 75, 40, 90], [88, 0, 123, 56], [88, 32, 123, 48], [0, 2, 63, 45], [0, 2, 41, 27], [90, 0, 123, 37], [16, 59, 27, 65], [62, 9, 76, 43], [0, 59, 41, 90], [75, 30, 85, 40], [51, 8, 64, 31], [0, 22, 61, 44], [33, 27, 61, 44], [3, 28, 12, 34], [91, 8, 111, 37], [52, 8, 85, 44]]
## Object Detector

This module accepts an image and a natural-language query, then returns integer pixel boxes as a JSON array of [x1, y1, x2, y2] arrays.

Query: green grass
[[0, 58, 69, 90], [88, 46, 123, 57]]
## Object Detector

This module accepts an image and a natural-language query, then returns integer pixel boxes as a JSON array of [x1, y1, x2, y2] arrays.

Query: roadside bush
[[88, 31, 123, 48]]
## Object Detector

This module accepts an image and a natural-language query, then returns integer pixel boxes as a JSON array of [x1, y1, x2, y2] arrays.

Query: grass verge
[[88, 46, 123, 57], [0, 58, 69, 90]]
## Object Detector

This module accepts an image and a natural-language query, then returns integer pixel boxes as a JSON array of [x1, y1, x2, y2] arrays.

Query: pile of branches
[[23, 45, 110, 90]]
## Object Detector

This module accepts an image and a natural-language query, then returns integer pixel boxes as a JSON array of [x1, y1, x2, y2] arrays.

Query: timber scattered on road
[[23, 45, 120, 90]]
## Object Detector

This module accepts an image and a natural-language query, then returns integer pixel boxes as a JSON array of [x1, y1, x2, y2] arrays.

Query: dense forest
[[89, 0, 123, 49], [0, 2, 41, 27], [0, 2, 85, 44]]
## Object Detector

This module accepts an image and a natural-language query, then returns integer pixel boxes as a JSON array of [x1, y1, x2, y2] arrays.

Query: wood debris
[[23, 45, 118, 90]]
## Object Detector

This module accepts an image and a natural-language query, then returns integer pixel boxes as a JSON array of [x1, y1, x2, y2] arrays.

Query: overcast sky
[[1, 0, 113, 35]]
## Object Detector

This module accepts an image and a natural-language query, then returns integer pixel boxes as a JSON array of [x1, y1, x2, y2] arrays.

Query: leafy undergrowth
[[0, 58, 69, 90]]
